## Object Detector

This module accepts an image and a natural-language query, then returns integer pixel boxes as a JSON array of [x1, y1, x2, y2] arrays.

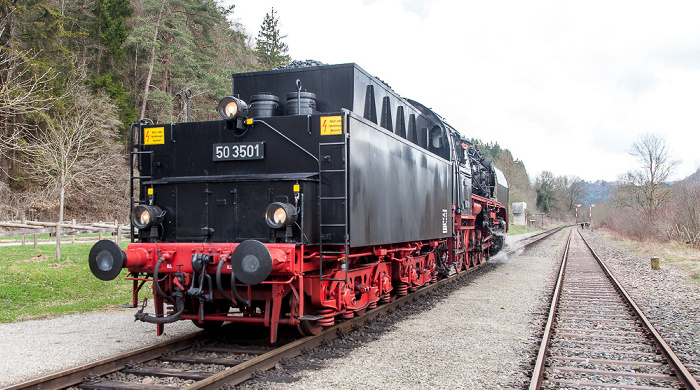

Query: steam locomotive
[[88, 63, 508, 342]]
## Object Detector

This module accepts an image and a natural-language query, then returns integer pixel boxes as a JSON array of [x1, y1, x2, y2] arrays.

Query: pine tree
[[255, 7, 290, 69], [536, 171, 556, 213], [98, 0, 132, 58]]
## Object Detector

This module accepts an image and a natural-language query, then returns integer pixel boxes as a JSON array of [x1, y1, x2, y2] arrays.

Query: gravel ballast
[[3, 228, 696, 390], [0, 305, 200, 387], [580, 230, 700, 374], [0, 231, 561, 389], [240, 231, 567, 389]]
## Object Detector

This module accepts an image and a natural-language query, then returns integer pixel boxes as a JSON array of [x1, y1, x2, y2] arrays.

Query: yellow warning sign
[[144, 127, 165, 145], [320, 116, 343, 136]]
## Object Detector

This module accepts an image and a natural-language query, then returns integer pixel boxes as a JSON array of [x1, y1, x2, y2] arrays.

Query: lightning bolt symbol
[[322, 119, 327, 133]]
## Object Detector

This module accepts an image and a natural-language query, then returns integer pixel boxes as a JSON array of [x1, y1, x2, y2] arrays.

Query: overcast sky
[[229, 0, 700, 182]]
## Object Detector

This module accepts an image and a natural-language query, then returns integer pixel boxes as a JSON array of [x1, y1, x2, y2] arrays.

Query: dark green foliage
[[127, 0, 256, 122], [536, 188, 551, 213], [98, 0, 132, 58], [3, 0, 262, 128], [469, 139, 532, 206], [255, 7, 291, 69], [536, 172, 555, 213], [472, 139, 501, 161], [8, 0, 75, 97]]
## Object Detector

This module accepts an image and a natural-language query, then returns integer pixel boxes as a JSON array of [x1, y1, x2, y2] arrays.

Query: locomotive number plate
[[213, 142, 265, 161]]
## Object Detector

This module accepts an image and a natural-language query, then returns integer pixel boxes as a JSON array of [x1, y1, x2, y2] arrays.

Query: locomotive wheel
[[291, 295, 323, 336]]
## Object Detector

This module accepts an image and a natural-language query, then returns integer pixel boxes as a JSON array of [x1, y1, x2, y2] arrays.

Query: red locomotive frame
[[114, 194, 506, 342]]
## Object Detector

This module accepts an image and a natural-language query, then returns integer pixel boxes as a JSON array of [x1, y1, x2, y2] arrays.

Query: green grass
[[0, 233, 55, 241], [662, 254, 700, 285], [597, 230, 700, 286], [0, 242, 137, 323], [507, 225, 541, 236]]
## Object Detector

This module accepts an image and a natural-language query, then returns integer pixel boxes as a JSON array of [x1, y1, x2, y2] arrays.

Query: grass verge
[[597, 229, 700, 285], [644, 242, 700, 285], [507, 225, 543, 236], [0, 242, 137, 323]]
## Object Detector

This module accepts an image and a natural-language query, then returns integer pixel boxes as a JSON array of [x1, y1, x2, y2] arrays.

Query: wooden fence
[[0, 220, 130, 248]]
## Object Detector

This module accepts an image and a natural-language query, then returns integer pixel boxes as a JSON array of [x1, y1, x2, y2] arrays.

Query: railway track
[[5, 228, 562, 390], [529, 228, 700, 390]]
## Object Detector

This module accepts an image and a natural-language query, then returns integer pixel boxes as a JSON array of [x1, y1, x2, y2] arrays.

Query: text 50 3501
[[213, 142, 265, 161]]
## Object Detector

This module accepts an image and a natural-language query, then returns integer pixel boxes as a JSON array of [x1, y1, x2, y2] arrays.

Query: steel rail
[[579, 230, 700, 390], [529, 228, 700, 390], [185, 227, 566, 390], [4, 228, 562, 390], [528, 228, 572, 390], [2, 332, 205, 390], [506, 226, 565, 253], [183, 273, 465, 390]]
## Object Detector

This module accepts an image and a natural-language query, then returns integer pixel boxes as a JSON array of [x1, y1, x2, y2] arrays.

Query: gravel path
[[238, 230, 567, 389]]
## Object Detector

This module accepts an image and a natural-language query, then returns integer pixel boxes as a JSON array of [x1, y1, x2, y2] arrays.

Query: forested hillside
[[471, 140, 532, 207], [1, 0, 580, 228], [1, 0, 258, 221]]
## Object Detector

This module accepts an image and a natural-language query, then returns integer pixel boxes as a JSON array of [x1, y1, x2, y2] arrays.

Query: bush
[[667, 180, 700, 248]]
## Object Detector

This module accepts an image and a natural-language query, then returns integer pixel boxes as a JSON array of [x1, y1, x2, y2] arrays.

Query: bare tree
[[668, 170, 700, 248], [139, 0, 168, 120], [614, 133, 679, 232], [562, 176, 588, 212], [0, 41, 58, 184], [18, 85, 123, 259], [538, 174, 589, 221]]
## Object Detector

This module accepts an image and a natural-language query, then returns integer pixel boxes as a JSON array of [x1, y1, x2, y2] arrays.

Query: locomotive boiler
[[88, 63, 508, 342]]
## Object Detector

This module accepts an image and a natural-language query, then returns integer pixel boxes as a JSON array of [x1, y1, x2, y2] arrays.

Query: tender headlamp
[[132, 205, 165, 230], [217, 96, 248, 120], [264, 202, 298, 229]]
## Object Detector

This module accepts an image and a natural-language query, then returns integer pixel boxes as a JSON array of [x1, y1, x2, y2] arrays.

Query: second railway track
[[530, 228, 700, 390]]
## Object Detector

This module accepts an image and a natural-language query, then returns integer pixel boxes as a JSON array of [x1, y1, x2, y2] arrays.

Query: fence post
[[33, 234, 38, 249], [71, 219, 76, 243], [55, 221, 61, 261], [117, 224, 122, 247], [21, 217, 26, 245]]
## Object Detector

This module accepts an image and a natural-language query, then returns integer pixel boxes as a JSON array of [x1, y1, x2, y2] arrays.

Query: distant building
[[512, 202, 527, 225]]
